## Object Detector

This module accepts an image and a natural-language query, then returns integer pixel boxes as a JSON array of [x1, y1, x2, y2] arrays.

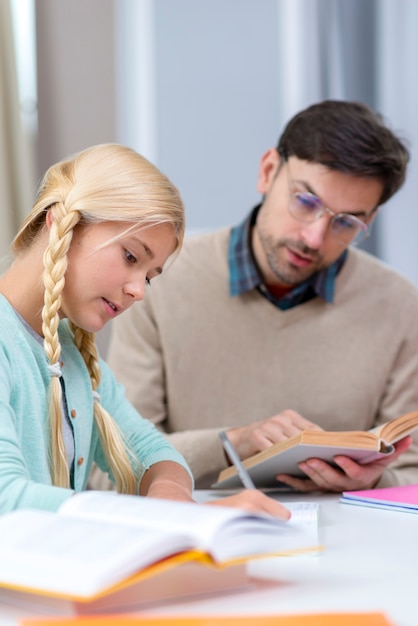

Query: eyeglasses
[[286, 167, 372, 246]]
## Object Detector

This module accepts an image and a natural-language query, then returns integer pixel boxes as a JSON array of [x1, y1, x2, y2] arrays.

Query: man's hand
[[275, 436, 413, 493], [226, 409, 322, 459]]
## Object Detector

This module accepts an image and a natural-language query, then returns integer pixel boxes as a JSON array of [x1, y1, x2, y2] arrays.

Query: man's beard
[[261, 236, 324, 286]]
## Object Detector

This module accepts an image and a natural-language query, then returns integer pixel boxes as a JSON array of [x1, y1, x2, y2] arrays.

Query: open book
[[0, 492, 319, 616], [214, 410, 418, 489]]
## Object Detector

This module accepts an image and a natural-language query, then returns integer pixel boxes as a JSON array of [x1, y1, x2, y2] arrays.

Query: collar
[[228, 205, 347, 308]]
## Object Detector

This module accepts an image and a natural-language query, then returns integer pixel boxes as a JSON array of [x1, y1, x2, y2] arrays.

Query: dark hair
[[277, 100, 409, 205]]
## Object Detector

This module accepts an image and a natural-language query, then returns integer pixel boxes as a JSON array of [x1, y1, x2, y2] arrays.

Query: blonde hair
[[13, 143, 185, 493]]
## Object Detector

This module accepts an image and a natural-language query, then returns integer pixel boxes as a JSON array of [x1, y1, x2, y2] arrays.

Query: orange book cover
[[20, 612, 394, 626], [0, 552, 251, 617]]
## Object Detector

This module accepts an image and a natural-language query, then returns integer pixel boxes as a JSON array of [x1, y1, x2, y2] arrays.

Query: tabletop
[[1, 490, 417, 626], [156, 490, 418, 626]]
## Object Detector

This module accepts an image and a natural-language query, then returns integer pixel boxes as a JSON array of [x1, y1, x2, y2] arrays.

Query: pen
[[219, 430, 256, 490]]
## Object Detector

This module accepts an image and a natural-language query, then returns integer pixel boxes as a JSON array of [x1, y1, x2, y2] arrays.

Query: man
[[104, 100, 418, 491]]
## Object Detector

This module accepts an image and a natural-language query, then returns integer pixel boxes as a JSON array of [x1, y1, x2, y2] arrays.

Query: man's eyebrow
[[295, 178, 371, 218]]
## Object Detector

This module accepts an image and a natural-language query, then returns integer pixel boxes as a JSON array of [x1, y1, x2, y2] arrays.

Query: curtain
[[0, 0, 34, 263], [276, 0, 383, 258], [276, 0, 345, 124], [376, 0, 418, 287]]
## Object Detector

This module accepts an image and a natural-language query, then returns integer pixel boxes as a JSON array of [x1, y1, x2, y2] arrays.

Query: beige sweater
[[106, 227, 418, 489]]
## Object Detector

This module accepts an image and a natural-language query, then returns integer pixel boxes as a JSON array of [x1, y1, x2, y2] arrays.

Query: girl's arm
[[139, 461, 194, 501], [140, 461, 290, 520]]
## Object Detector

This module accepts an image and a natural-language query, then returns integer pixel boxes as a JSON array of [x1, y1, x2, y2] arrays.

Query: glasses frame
[[286, 165, 373, 246]]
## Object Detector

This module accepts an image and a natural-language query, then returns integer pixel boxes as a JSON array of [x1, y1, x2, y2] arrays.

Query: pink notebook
[[341, 483, 418, 512]]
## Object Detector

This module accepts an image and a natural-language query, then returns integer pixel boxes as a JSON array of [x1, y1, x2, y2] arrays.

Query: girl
[[0, 143, 289, 518]]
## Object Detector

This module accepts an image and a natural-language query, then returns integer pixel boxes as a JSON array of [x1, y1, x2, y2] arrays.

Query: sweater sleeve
[[371, 299, 418, 488], [0, 334, 74, 513]]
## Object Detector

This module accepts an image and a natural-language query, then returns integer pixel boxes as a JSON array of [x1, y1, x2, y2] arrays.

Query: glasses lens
[[289, 192, 323, 222], [332, 215, 368, 245], [287, 181, 370, 245]]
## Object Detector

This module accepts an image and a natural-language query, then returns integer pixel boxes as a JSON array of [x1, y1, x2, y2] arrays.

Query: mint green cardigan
[[0, 295, 191, 513]]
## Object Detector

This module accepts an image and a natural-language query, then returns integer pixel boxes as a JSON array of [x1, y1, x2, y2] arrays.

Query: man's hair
[[277, 100, 409, 205]]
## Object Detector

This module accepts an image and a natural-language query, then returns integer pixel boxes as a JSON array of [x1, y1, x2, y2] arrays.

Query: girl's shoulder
[[0, 300, 26, 349]]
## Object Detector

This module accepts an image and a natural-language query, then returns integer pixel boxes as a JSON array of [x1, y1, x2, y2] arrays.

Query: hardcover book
[[214, 410, 418, 489], [0, 492, 319, 615]]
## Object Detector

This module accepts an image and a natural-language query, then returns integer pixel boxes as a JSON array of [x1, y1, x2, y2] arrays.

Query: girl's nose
[[123, 278, 146, 302]]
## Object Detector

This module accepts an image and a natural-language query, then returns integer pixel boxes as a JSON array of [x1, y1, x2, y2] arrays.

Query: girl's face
[[60, 221, 176, 332]]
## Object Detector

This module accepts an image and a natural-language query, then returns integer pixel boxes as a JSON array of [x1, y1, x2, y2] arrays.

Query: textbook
[[0, 492, 319, 615], [341, 482, 418, 512], [20, 611, 395, 626], [214, 410, 418, 489]]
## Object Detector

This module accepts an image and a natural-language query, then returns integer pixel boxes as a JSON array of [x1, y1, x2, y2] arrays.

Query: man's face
[[251, 151, 383, 287]]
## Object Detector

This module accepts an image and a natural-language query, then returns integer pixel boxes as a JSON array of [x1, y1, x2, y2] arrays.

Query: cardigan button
[[77, 457, 84, 466], [71, 409, 77, 418]]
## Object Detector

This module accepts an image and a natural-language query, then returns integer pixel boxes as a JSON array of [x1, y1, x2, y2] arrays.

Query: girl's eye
[[145, 277, 151, 286], [124, 250, 137, 264]]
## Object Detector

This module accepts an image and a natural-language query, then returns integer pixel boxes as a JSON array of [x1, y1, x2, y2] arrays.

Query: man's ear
[[256, 148, 281, 195]]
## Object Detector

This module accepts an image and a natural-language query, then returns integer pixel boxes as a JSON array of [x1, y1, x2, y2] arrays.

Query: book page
[[60, 492, 319, 562], [377, 410, 418, 443], [0, 497, 319, 602], [60, 491, 262, 543], [0, 509, 192, 598]]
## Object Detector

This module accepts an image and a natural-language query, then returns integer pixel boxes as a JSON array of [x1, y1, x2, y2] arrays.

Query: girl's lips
[[102, 298, 120, 318]]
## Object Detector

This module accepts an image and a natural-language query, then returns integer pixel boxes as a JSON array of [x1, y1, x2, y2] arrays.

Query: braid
[[12, 143, 185, 492], [42, 203, 81, 487], [70, 324, 141, 494]]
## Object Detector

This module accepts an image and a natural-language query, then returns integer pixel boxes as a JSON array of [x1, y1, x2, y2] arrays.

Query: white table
[[1, 491, 417, 626], [203, 491, 418, 626], [152, 491, 418, 626]]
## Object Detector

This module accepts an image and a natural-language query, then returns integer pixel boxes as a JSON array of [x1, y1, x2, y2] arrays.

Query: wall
[[154, 0, 280, 231], [35, 0, 117, 355], [35, 0, 117, 177], [34, 0, 418, 358]]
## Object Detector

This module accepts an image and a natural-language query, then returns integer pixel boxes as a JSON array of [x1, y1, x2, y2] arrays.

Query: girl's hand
[[207, 489, 291, 520]]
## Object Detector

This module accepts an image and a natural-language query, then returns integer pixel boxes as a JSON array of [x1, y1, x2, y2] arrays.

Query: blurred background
[[2, 0, 418, 352]]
